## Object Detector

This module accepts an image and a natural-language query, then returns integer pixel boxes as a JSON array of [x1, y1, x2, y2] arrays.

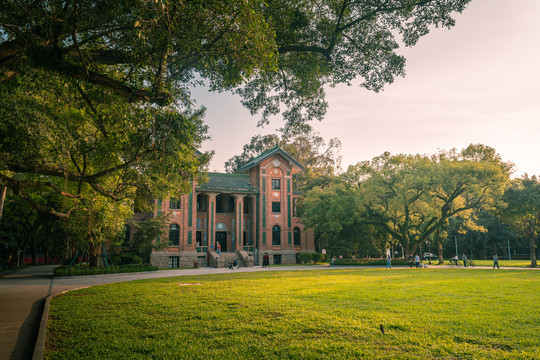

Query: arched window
[[169, 224, 180, 246], [294, 227, 301, 246], [272, 225, 281, 246]]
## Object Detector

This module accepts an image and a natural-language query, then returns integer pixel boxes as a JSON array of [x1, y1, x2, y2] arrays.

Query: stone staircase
[[208, 251, 254, 268]]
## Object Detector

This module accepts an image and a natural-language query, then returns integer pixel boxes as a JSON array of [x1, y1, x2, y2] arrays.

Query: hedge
[[54, 264, 159, 277]]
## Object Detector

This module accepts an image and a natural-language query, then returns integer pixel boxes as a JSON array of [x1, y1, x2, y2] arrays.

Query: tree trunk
[[530, 237, 537, 268], [89, 243, 100, 267], [0, 186, 7, 223], [437, 242, 444, 264]]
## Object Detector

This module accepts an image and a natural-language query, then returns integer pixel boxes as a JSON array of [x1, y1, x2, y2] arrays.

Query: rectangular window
[[229, 196, 235, 213], [272, 179, 281, 190], [273, 254, 282, 265], [168, 257, 179, 268], [169, 198, 181, 209], [196, 231, 204, 246], [272, 202, 281, 213]]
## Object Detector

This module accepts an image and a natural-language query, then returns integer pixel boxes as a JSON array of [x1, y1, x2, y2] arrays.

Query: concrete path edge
[[32, 295, 51, 360]]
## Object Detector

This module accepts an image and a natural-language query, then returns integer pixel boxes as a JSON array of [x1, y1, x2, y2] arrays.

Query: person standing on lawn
[[414, 254, 420, 268], [386, 254, 392, 269], [493, 254, 500, 269]]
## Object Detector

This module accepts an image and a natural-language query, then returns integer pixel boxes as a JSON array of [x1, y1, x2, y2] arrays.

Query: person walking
[[462, 253, 468, 267], [217, 241, 221, 256], [262, 252, 269, 268], [409, 255, 413, 268], [386, 254, 392, 269], [493, 254, 500, 269], [414, 254, 420, 268]]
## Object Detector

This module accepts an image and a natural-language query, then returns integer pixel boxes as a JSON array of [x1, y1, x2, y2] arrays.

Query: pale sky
[[194, 0, 540, 177]]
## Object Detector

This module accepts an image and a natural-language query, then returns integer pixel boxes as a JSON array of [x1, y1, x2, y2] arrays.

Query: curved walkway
[[0, 264, 536, 360]]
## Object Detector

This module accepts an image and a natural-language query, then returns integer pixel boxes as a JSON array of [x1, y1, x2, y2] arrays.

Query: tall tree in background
[[502, 175, 540, 268], [225, 130, 342, 190], [301, 145, 511, 259]]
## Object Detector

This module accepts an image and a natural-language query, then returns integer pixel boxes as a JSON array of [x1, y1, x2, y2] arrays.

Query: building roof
[[196, 173, 259, 194], [236, 146, 304, 173]]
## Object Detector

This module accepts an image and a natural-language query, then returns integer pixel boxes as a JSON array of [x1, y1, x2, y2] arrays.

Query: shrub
[[311, 252, 324, 264], [298, 253, 312, 264], [54, 264, 158, 277]]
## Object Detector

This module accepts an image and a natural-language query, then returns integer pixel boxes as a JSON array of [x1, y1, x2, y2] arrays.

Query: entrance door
[[216, 232, 227, 252]]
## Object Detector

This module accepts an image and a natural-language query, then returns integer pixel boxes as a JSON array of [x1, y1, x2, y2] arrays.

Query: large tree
[[1, 0, 473, 218], [301, 145, 511, 259], [502, 175, 540, 268], [355, 145, 510, 259], [225, 130, 342, 190]]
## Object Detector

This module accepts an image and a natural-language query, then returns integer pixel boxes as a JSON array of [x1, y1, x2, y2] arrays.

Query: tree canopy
[[1, 0, 474, 219], [301, 145, 512, 258], [225, 130, 342, 190], [502, 175, 540, 267]]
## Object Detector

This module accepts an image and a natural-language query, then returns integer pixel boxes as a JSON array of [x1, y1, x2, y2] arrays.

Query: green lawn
[[423, 259, 533, 268], [45, 269, 540, 359]]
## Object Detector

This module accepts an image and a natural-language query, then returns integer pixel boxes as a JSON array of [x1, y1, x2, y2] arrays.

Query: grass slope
[[45, 269, 540, 359]]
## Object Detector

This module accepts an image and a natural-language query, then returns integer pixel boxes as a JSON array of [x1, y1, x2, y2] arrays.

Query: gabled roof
[[236, 146, 304, 173], [196, 173, 259, 194]]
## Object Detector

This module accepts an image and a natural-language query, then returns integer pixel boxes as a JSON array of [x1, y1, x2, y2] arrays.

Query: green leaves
[[302, 145, 511, 257]]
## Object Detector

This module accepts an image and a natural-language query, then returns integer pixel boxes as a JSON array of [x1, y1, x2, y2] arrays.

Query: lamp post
[[449, 235, 458, 257]]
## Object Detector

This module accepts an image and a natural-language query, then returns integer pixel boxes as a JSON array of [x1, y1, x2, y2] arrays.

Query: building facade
[[137, 147, 314, 268]]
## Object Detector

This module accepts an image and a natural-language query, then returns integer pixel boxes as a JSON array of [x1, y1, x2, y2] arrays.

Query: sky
[[193, 0, 540, 177]]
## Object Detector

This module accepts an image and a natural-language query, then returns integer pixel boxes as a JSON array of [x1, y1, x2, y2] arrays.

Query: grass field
[[426, 260, 533, 268], [45, 269, 540, 359]]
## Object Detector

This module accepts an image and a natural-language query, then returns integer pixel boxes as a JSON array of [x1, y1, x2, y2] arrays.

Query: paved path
[[1, 264, 536, 360]]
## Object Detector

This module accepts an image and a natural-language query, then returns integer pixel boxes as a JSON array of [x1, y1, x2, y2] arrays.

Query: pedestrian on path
[[493, 254, 500, 269], [414, 254, 420, 268], [386, 255, 392, 269], [462, 253, 468, 267], [217, 241, 221, 256]]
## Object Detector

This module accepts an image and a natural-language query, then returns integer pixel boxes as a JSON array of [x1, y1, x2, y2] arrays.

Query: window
[[272, 179, 281, 190], [272, 202, 281, 213], [272, 225, 281, 245], [243, 231, 252, 246], [169, 224, 180, 246], [273, 254, 282, 265], [243, 198, 250, 213], [229, 196, 235, 212], [294, 227, 301, 246], [169, 198, 181, 209], [168, 257, 179, 268], [197, 194, 207, 212], [216, 195, 223, 213]]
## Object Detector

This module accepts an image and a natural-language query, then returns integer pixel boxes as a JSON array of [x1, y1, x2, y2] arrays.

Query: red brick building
[[144, 147, 315, 268]]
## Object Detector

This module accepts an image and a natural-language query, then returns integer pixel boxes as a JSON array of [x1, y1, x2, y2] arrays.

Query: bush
[[54, 264, 158, 277], [311, 252, 324, 264], [298, 253, 312, 264]]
